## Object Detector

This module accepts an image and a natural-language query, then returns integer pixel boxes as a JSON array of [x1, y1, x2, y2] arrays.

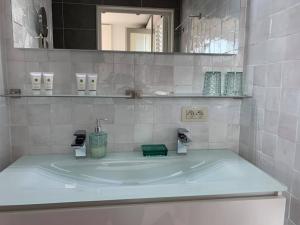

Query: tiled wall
[[7, 51, 242, 160], [1, 0, 243, 161], [11, 0, 53, 48], [0, 1, 11, 170], [240, 1, 300, 224], [180, 0, 246, 54]]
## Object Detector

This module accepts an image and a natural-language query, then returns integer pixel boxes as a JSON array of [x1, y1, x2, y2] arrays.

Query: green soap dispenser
[[89, 119, 108, 159]]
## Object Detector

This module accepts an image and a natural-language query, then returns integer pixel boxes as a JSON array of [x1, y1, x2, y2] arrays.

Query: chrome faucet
[[71, 130, 87, 158], [177, 128, 192, 154]]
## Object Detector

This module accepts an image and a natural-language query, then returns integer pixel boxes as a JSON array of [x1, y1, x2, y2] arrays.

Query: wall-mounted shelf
[[0, 93, 251, 99], [141, 94, 250, 99], [0, 89, 251, 99], [0, 94, 129, 98]]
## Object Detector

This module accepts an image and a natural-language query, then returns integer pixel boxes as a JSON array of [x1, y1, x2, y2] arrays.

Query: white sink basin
[[43, 157, 208, 185], [0, 150, 287, 208]]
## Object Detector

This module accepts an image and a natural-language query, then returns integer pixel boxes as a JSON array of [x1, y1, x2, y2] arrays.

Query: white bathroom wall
[[6, 52, 242, 159], [0, 1, 12, 170], [240, 1, 300, 225]]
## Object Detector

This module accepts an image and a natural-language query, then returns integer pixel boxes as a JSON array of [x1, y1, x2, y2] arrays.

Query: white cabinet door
[[0, 196, 286, 225]]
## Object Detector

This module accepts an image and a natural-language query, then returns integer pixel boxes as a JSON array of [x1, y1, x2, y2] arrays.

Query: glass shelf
[[0, 93, 251, 99], [0, 94, 129, 98], [141, 94, 250, 99]]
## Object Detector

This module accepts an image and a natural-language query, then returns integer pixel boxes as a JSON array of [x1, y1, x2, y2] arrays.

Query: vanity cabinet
[[0, 196, 285, 225]]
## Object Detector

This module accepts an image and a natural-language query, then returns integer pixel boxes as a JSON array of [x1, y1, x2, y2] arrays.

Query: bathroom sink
[[42, 157, 209, 185], [0, 150, 287, 209]]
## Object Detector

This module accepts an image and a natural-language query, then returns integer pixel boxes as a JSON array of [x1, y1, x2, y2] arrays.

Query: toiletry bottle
[[76, 73, 86, 95], [30, 72, 42, 95], [89, 119, 108, 159], [87, 74, 98, 91], [43, 73, 54, 95], [43, 73, 54, 90]]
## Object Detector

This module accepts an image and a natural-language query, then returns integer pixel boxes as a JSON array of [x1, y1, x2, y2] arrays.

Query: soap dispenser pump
[[89, 119, 108, 159]]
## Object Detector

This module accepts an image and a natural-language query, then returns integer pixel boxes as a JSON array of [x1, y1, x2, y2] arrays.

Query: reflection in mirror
[[98, 7, 174, 53], [11, 0, 53, 49], [11, 0, 243, 54]]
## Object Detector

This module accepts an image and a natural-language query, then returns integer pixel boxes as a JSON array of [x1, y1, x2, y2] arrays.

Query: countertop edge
[[0, 192, 283, 212]]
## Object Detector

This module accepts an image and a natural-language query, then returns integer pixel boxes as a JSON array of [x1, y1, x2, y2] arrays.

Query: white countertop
[[0, 150, 286, 211]]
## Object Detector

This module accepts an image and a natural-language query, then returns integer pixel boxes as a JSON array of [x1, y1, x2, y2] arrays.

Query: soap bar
[[142, 145, 168, 156]]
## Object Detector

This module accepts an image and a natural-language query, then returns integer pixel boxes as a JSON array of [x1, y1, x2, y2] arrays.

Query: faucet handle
[[72, 130, 86, 147], [178, 128, 189, 134], [73, 130, 86, 137], [177, 128, 192, 144]]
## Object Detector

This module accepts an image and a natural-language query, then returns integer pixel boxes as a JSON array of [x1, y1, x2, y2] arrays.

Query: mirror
[[11, 0, 243, 54]]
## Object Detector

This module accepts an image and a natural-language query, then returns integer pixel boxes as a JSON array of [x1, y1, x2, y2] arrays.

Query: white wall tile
[[261, 132, 277, 157], [29, 126, 50, 146], [11, 126, 28, 147], [285, 33, 300, 61], [253, 65, 267, 87], [291, 171, 300, 198], [113, 125, 134, 144], [50, 125, 73, 146], [282, 61, 300, 89], [134, 104, 154, 124], [295, 143, 300, 171], [154, 104, 176, 124], [71, 104, 94, 126], [264, 110, 279, 134], [114, 105, 135, 124], [267, 63, 282, 87], [276, 138, 296, 165], [153, 124, 178, 144], [113, 53, 134, 65], [93, 104, 115, 124], [274, 161, 293, 190], [174, 66, 194, 85], [153, 55, 174, 66], [241, 1, 300, 223], [280, 89, 300, 115], [174, 55, 194, 66], [50, 103, 73, 125], [265, 88, 281, 112], [134, 124, 153, 144], [27, 104, 50, 125], [209, 123, 228, 143], [278, 114, 298, 142]]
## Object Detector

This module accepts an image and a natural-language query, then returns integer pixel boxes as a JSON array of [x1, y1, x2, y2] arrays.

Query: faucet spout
[[177, 128, 192, 154]]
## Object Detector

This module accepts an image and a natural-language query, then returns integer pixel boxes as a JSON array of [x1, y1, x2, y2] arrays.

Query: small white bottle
[[87, 74, 98, 95], [30, 72, 42, 95], [43, 73, 54, 95], [76, 73, 86, 95]]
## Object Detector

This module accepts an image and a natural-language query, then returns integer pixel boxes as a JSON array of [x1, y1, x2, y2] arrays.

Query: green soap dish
[[142, 144, 168, 156]]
